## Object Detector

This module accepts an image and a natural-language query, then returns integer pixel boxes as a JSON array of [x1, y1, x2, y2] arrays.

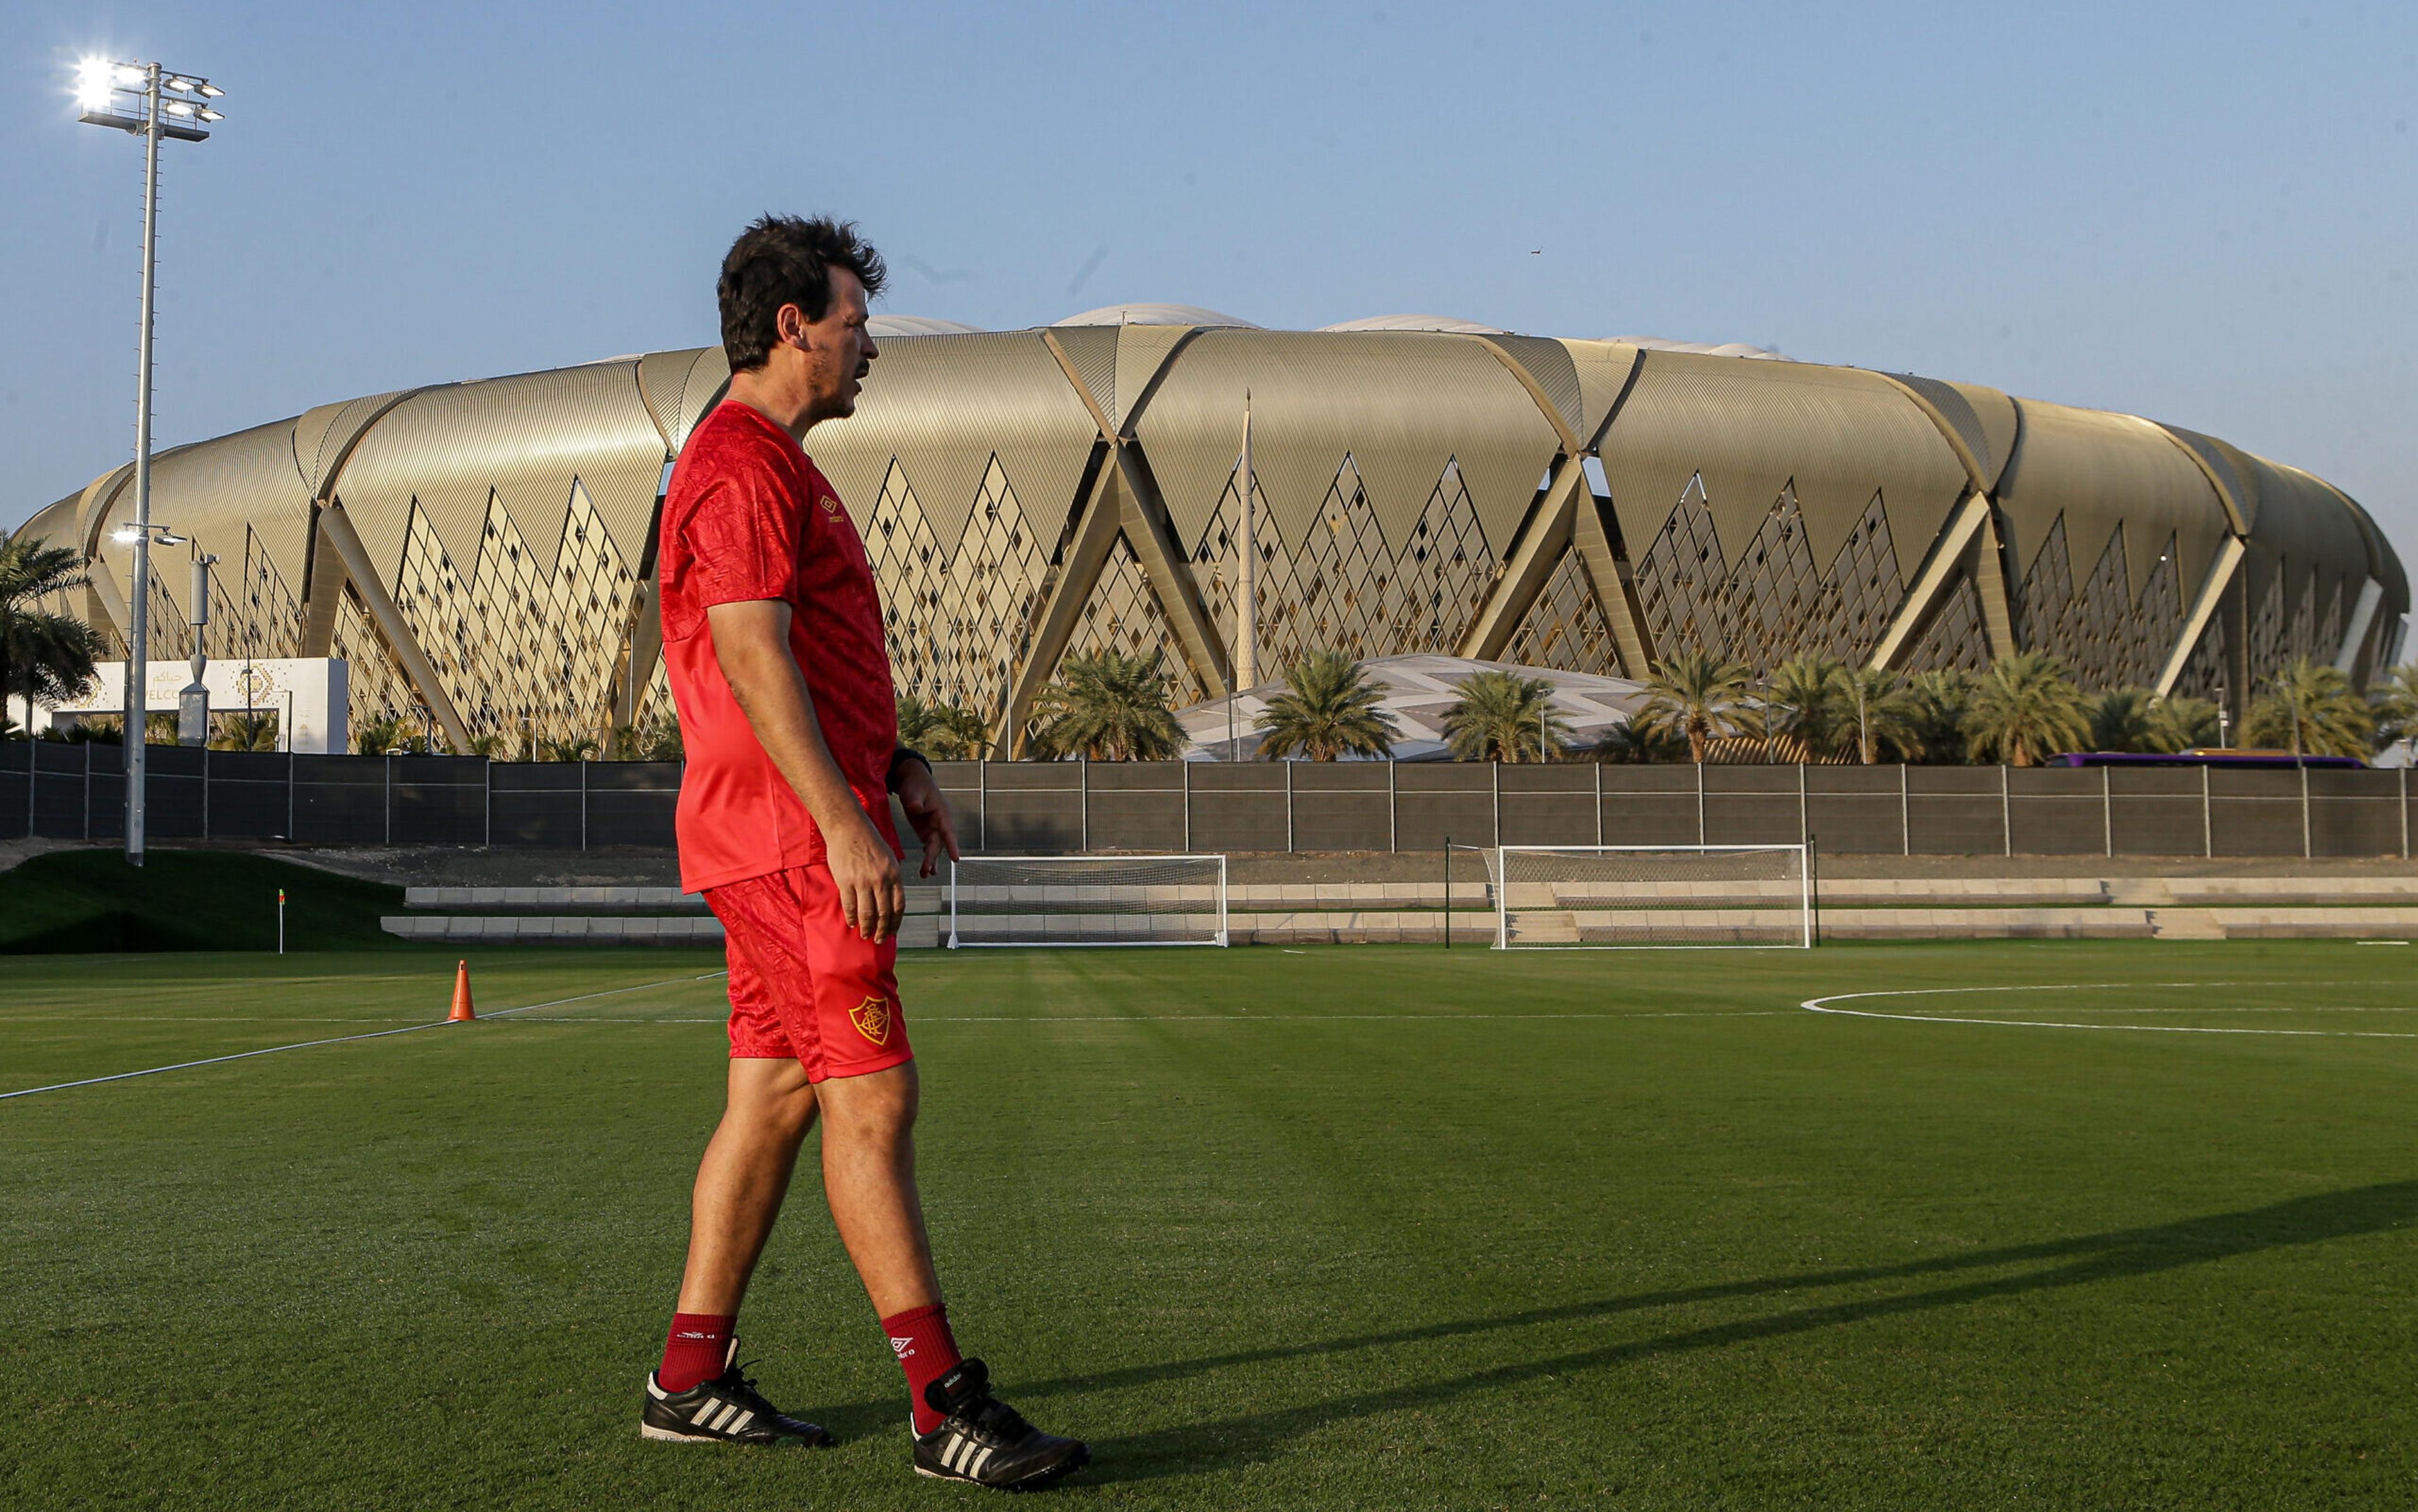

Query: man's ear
[[776, 302, 811, 351]]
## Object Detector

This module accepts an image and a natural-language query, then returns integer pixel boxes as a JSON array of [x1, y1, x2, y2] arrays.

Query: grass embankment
[[0, 847, 409, 954]]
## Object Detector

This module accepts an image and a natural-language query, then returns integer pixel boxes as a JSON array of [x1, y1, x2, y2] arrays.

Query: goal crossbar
[[1489, 843, 1812, 950], [947, 854, 1230, 948]]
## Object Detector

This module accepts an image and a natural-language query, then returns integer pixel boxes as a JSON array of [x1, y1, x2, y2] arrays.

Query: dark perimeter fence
[[1, 746, 2410, 859]]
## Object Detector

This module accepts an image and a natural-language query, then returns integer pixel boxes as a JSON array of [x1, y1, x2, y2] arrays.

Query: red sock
[[659, 1311, 736, 1393], [882, 1302, 962, 1433]]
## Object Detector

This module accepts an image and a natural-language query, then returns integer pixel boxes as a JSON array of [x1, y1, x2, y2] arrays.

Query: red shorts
[[705, 864, 914, 1082]]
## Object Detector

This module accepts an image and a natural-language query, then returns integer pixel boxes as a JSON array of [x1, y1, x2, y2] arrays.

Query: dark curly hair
[[717, 214, 887, 373]]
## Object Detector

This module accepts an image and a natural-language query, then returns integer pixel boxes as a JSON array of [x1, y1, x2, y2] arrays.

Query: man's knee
[[820, 1061, 919, 1146], [725, 1058, 819, 1139]]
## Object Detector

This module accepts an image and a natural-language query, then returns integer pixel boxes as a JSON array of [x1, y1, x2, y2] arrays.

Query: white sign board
[[33, 658, 349, 754]]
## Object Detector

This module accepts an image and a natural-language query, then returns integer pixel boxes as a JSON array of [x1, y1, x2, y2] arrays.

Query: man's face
[[786, 266, 878, 423]]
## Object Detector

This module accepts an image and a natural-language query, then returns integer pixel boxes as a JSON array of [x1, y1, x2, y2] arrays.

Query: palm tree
[[2085, 688, 2159, 753], [2370, 664, 2418, 756], [354, 715, 410, 755], [210, 710, 280, 751], [2146, 694, 2222, 754], [1762, 655, 1848, 761], [1, 530, 107, 738], [465, 731, 509, 758], [1590, 717, 1689, 763], [1255, 651, 1400, 761], [1635, 649, 1756, 764], [1963, 651, 2088, 767], [2242, 659, 2373, 758], [538, 734, 601, 762], [1028, 649, 1184, 760], [1838, 666, 1919, 764], [1440, 669, 1566, 763], [1900, 669, 1974, 763], [898, 693, 992, 759]]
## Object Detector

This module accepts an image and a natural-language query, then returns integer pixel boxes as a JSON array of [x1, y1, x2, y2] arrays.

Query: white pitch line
[[1802, 983, 2418, 1039], [0, 975, 722, 1102]]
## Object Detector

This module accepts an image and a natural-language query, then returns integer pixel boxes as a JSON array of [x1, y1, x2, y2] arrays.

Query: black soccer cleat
[[912, 1358, 1089, 1491], [640, 1338, 835, 1448]]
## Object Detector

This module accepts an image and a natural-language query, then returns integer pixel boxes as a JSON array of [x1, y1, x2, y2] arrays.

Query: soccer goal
[[946, 855, 1229, 948], [1486, 844, 1812, 948]]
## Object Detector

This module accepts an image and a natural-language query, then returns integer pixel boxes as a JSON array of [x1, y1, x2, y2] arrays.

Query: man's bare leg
[[813, 1060, 941, 1314], [676, 1057, 820, 1314]]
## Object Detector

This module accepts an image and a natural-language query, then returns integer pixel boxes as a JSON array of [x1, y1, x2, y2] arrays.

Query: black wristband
[[888, 746, 933, 792]]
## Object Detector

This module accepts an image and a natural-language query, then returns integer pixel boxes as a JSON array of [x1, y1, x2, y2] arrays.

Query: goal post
[[1487, 844, 1812, 949], [946, 854, 1229, 948]]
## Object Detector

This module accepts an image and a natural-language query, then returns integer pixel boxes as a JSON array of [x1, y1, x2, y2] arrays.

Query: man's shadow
[[825, 1181, 2418, 1484]]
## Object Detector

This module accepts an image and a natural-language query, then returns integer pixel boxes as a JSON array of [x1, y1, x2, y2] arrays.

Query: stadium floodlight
[[1486, 844, 1813, 949], [76, 57, 226, 867], [948, 855, 1230, 947]]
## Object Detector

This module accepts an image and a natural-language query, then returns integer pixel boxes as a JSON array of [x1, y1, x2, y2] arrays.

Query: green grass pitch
[[3, 940, 2414, 1509]]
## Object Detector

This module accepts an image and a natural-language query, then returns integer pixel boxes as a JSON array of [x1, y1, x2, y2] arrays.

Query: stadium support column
[[1236, 393, 1257, 692], [2155, 538, 2245, 700], [312, 503, 474, 754]]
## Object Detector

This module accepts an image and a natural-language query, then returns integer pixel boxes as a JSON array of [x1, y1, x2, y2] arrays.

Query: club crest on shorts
[[849, 994, 892, 1045]]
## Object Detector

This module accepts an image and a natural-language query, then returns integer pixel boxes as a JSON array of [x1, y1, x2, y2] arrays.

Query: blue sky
[[6, 1, 2414, 553]]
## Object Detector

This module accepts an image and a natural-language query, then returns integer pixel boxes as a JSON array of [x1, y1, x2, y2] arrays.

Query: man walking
[[639, 213, 1088, 1491]]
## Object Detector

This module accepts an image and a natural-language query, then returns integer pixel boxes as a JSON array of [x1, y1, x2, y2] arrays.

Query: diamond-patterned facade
[[868, 456, 1055, 725], [387, 480, 637, 745], [331, 586, 423, 735], [1504, 548, 1623, 675], [1062, 532, 1205, 704], [1632, 477, 1903, 669], [2017, 522, 2189, 691], [1188, 455, 1496, 678], [1900, 571, 1990, 675]]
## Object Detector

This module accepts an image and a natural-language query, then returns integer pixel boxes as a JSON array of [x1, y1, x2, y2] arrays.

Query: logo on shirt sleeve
[[818, 492, 843, 518]]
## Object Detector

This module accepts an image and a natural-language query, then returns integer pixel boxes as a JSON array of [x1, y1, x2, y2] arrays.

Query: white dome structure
[[866, 315, 987, 338], [1319, 314, 1509, 334], [1055, 303, 1260, 329]]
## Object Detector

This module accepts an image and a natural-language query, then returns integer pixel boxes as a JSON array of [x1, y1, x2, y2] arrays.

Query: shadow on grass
[[990, 1181, 2418, 1485]]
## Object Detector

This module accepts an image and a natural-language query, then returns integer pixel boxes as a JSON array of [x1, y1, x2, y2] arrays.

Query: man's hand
[[828, 809, 905, 941], [894, 761, 962, 879]]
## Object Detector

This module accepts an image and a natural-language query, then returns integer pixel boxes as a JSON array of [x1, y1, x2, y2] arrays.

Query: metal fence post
[[1182, 759, 1192, 853], [286, 749, 295, 841], [1796, 761, 1808, 844], [1388, 759, 1397, 853], [2300, 761, 2312, 860], [484, 758, 493, 847], [1078, 756, 1088, 853], [383, 753, 392, 845], [2102, 765, 2112, 858], [1491, 761, 1501, 846], [201, 744, 210, 841], [2403, 767, 2410, 861], [977, 759, 987, 850], [2000, 764, 2011, 856], [1900, 763, 1911, 856], [1695, 760, 1706, 845], [2202, 763, 2213, 858], [581, 758, 590, 851], [84, 740, 93, 840], [1594, 760, 1604, 846], [1285, 759, 1294, 853]]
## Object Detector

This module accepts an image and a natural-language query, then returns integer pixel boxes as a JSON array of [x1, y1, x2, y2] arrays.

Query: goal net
[[1485, 844, 1811, 948], [947, 855, 1229, 948]]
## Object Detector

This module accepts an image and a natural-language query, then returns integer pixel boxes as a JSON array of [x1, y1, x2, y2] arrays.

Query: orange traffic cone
[[448, 960, 477, 1023]]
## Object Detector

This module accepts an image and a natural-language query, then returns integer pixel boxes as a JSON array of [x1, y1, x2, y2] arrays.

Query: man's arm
[[706, 598, 902, 941], [888, 750, 962, 880]]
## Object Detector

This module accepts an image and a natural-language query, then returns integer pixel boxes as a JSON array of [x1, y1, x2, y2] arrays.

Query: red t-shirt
[[657, 400, 900, 892]]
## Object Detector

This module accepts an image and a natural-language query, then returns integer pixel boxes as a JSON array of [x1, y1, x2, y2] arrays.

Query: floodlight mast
[[76, 58, 222, 865]]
